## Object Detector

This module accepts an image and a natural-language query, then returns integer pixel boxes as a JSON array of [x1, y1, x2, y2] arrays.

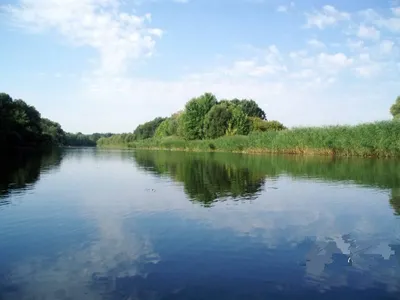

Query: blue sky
[[0, 0, 399, 133]]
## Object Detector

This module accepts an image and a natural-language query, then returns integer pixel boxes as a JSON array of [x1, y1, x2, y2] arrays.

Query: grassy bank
[[98, 121, 400, 158]]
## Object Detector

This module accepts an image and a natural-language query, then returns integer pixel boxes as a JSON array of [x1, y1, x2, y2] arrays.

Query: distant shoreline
[[97, 120, 400, 159]]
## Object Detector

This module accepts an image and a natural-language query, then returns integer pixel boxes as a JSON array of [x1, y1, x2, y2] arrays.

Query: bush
[[250, 117, 286, 132]]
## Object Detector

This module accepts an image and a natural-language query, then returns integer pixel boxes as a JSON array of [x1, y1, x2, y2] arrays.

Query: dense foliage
[[0, 93, 113, 149], [390, 96, 400, 120], [203, 103, 232, 139], [97, 133, 136, 146], [41, 118, 66, 145], [98, 92, 273, 146], [65, 132, 113, 147], [249, 118, 286, 132], [0, 93, 61, 149], [222, 98, 267, 120], [181, 93, 218, 140], [134, 117, 166, 140], [154, 113, 181, 138]]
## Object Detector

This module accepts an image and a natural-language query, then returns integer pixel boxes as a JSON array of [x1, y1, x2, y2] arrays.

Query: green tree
[[154, 114, 180, 138], [65, 132, 114, 147], [203, 103, 232, 139], [41, 118, 66, 145], [226, 106, 251, 136], [182, 93, 217, 140], [134, 117, 166, 140], [225, 99, 266, 120], [0, 94, 15, 137], [390, 96, 400, 120]]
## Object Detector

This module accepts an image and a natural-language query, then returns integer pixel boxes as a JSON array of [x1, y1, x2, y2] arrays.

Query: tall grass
[[99, 121, 400, 158]]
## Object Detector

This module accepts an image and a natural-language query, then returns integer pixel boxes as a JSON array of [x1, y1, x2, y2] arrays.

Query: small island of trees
[[97, 93, 286, 147]]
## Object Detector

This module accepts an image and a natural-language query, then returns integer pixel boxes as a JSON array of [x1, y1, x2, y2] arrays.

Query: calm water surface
[[1, 148, 400, 300]]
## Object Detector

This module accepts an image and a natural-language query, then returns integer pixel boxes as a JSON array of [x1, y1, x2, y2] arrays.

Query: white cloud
[[380, 40, 395, 54], [359, 8, 400, 33], [307, 39, 326, 48], [289, 68, 315, 79], [347, 39, 366, 52], [290, 51, 352, 71], [305, 5, 350, 29], [317, 52, 353, 69], [277, 2, 294, 13], [289, 50, 308, 60], [377, 18, 400, 32], [203, 45, 287, 78], [4, 0, 162, 76], [357, 25, 380, 40], [2, 0, 399, 133], [359, 8, 381, 22], [392, 7, 400, 17], [277, 5, 288, 12], [355, 65, 380, 78], [70, 45, 363, 132], [354, 53, 382, 78]]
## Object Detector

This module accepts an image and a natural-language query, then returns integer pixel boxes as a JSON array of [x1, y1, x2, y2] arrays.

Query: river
[[1, 148, 400, 299]]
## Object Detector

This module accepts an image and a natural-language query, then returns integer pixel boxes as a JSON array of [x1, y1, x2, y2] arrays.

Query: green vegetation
[[0, 93, 54, 149], [134, 117, 166, 140], [132, 150, 400, 212], [0, 92, 113, 150], [98, 92, 287, 149], [4, 90, 400, 157], [390, 96, 400, 120], [65, 132, 113, 147], [98, 92, 400, 157], [97, 93, 274, 147], [106, 121, 400, 157]]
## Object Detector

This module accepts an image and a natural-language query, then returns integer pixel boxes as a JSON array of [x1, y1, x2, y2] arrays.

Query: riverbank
[[98, 121, 400, 158]]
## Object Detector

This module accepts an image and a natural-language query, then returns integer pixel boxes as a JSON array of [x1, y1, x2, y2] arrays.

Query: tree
[[12, 100, 42, 135], [226, 105, 251, 136], [154, 114, 180, 138], [134, 117, 166, 140], [0, 93, 66, 149], [203, 103, 232, 139], [181, 93, 217, 140], [390, 96, 400, 120], [64, 132, 113, 147], [0, 93, 15, 133], [235, 99, 266, 120], [41, 118, 66, 145]]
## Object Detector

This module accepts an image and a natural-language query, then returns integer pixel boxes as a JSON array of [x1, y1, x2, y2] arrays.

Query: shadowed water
[[1, 148, 400, 300]]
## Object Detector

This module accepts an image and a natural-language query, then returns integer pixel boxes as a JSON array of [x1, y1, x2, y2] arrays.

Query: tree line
[[98, 93, 286, 146], [0, 93, 111, 150], [3, 91, 399, 151]]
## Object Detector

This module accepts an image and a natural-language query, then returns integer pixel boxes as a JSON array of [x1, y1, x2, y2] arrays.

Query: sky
[[0, 0, 399, 133]]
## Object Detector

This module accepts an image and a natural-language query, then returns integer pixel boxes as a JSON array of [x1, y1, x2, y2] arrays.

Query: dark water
[[1, 148, 400, 300]]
